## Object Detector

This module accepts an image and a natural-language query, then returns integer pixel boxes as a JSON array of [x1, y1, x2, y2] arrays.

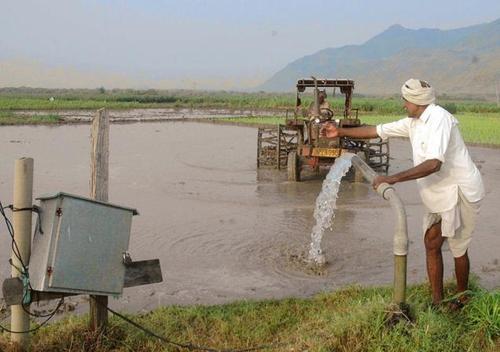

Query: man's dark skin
[[321, 99, 469, 306]]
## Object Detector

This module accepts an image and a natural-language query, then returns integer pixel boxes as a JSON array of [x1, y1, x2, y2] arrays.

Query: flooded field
[[0, 121, 498, 317]]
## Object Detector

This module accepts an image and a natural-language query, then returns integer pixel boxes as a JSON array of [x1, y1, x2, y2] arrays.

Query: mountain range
[[258, 18, 500, 96]]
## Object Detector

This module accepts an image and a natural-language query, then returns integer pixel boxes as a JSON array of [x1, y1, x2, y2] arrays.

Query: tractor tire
[[287, 151, 301, 182]]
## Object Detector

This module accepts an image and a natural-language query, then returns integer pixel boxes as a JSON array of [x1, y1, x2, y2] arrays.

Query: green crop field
[[219, 112, 500, 146], [1, 87, 499, 113], [1, 88, 499, 145]]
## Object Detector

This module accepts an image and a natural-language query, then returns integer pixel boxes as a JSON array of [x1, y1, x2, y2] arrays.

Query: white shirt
[[376, 104, 485, 213]]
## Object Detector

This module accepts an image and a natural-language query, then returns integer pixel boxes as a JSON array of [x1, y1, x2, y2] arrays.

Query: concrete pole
[[10, 158, 34, 348]]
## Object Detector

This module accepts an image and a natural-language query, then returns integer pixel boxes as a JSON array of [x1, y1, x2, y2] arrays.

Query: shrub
[[443, 103, 458, 114]]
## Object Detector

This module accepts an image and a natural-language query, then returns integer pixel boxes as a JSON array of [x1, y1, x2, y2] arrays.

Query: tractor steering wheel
[[320, 108, 334, 119]]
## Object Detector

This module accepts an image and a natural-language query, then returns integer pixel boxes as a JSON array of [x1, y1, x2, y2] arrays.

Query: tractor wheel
[[287, 151, 301, 182]]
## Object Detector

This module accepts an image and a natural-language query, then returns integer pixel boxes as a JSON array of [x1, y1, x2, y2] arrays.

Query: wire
[[22, 297, 65, 319], [1, 199, 280, 348], [0, 200, 29, 274], [0, 298, 64, 334], [0, 199, 64, 331], [105, 305, 283, 352]]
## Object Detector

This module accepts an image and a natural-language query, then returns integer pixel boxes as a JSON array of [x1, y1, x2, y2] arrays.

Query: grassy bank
[[220, 112, 500, 146], [0, 282, 498, 352], [0, 112, 63, 125]]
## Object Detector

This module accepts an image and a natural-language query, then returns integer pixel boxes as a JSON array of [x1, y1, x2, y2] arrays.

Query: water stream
[[308, 152, 355, 265]]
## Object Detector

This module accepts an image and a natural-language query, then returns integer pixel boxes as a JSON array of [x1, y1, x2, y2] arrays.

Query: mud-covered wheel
[[287, 151, 301, 181]]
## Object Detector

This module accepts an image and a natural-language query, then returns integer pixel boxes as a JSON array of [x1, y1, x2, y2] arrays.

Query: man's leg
[[454, 251, 470, 298], [424, 221, 446, 304], [449, 193, 479, 304]]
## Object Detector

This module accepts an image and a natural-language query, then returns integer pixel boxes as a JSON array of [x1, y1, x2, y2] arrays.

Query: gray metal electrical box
[[29, 192, 138, 296]]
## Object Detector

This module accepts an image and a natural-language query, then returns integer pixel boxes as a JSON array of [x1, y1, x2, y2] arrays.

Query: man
[[296, 90, 333, 121], [321, 78, 485, 309], [309, 90, 333, 121]]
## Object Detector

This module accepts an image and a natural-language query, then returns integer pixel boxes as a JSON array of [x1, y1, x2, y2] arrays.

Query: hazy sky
[[1, 0, 499, 89]]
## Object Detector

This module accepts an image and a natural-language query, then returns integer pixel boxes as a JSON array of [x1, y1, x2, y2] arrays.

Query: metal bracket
[[2, 259, 162, 306]]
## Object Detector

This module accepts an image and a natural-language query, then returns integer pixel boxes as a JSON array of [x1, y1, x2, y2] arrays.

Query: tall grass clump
[[464, 290, 500, 345]]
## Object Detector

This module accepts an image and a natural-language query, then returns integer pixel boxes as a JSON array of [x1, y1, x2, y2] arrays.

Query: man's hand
[[372, 175, 396, 190], [372, 159, 442, 190], [320, 122, 339, 138]]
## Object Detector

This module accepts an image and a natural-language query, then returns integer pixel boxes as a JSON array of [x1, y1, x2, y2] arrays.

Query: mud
[[0, 121, 498, 317], [16, 108, 282, 123]]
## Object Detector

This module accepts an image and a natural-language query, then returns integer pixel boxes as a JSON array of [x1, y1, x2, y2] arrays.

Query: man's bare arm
[[321, 123, 378, 139], [372, 159, 442, 189]]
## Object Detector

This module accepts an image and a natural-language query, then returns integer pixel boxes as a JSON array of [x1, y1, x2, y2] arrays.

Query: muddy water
[[0, 122, 498, 317]]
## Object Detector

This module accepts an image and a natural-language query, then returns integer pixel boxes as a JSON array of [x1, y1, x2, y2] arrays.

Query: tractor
[[256, 77, 389, 181]]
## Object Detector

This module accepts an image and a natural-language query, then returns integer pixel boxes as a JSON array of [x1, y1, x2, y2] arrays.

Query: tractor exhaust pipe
[[350, 154, 408, 305], [311, 76, 320, 119]]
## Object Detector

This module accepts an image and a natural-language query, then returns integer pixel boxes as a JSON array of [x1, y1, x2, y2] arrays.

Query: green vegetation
[[1, 88, 499, 145], [1, 282, 498, 352], [455, 114, 500, 146], [220, 112, 500, 146], [0, 89, 294, 110], [0, 111, 62, 125], [1, 88, 499, 113], [360, 113, 500, 146]]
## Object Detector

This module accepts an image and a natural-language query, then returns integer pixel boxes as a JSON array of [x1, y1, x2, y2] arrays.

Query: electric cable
[[105, 304, 283, 352], [1, 199, 281, 347], [0, 298, 64, 334], [1, 201, 29, 274], [0, 199, 64, 332]]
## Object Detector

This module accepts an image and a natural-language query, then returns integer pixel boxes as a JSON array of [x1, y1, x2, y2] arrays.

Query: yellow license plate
[[311, 148, 342, 158]]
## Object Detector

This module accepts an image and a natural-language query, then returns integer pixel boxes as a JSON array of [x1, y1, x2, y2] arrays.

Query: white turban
[[401, 78, 435, 105]]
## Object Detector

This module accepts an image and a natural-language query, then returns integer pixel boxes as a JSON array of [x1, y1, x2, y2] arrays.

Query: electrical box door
[[29, 192, 138, 296]]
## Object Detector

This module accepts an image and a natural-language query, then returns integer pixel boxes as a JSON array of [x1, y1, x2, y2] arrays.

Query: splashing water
[[308, 152, 355, 265]]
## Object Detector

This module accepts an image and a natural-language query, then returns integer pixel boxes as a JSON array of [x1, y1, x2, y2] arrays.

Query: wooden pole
[[10, 158, 34, 349], [89, 108, 110, 331], [90, 108, 109, 202]]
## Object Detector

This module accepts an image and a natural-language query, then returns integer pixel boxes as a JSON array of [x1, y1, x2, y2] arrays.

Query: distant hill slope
[[258, 19, 500, 96]]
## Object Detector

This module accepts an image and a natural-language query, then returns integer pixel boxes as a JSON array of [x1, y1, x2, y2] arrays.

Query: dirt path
[[0, 122, 498, 317]]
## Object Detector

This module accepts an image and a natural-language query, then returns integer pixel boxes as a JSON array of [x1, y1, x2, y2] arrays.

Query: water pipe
[[350, 154, 408, 305]]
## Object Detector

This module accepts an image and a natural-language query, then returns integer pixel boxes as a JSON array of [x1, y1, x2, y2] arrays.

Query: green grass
[[1, 96, 498, 113], [1, 89, 499, 145], [219, 112, 500, 146], [0, 97, 174, 110], [455, 114, 500, 146], [0, 111, 62, 125], [1, 88, 499, 113], [1, 282, 498, 352]]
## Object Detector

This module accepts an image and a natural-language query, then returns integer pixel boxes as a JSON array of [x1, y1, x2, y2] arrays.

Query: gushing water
[[308, 152, 354, 265]]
